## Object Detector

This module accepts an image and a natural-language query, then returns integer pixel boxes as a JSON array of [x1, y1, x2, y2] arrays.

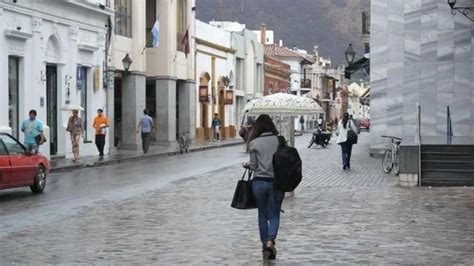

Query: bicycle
[[177, 133, 191, 154], [381, 135, 403, 175]]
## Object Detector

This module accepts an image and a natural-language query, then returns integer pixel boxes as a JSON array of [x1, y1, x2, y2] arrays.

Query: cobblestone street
[[1, 133, 473, 264]]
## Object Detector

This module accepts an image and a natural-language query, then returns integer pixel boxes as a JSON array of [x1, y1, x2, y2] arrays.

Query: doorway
[[46, 65, 58, 155], [146, 81, 156, 141], [114, 77, 122, 147]]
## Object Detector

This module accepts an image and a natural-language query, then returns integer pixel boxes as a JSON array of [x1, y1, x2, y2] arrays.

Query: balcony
[[321, 92, 332, 102]]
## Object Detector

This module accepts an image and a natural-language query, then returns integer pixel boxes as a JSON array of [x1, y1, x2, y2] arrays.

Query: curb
[[50, 140, 244, 173]]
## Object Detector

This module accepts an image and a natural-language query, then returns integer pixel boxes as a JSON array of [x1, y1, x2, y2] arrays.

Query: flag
[[151, 16, 160, 48], [180, 29, 190, 58]]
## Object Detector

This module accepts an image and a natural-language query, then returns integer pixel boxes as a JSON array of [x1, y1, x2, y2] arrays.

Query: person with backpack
[[336, 112, 358, 170], [242, 114, 283, 260]]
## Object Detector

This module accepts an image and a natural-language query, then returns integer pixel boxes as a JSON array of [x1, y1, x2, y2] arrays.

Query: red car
[[0, 133, 50, 193]]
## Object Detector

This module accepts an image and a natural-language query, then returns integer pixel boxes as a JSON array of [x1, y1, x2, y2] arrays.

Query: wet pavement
[[50, 137, 244, 173], [0, 133, 473, 264]]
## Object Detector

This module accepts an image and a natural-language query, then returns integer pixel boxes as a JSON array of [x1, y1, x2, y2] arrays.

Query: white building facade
[[195, 20, 236, 140], [207, 21, 264, 138], [110, 0, 196, 150], [0, 0, 112, 158]]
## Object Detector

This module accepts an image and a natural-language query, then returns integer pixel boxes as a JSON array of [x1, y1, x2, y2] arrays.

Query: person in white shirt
[[336, 112, 358, 170]]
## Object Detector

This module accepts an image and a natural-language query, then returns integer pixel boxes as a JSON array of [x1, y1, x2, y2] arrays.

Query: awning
[[244, 93, 324, 116]]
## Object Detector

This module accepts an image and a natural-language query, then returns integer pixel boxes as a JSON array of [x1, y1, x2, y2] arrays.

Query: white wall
[[0, 0, 111, 158]]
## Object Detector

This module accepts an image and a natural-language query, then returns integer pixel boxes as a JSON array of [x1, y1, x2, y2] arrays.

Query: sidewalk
[[50, 138, 244, 173]]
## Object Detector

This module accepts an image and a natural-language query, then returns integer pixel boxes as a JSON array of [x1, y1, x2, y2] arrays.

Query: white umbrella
[[61, 104, 84, 111], [243, 93, 323, 116]]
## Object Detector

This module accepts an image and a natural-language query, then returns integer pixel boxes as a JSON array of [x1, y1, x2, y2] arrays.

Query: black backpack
[[272, 136, 302, 192]]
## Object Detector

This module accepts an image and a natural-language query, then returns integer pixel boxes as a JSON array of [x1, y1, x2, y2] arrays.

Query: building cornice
[[265, 64, 290, 78], [196, 49, 227, 60], [4, 29, 33, 40], [64, 0, 114, 16], [78, 43, 99, 53], [196, 38, 236, 54], [1, 2, 109, 34], [147, 76, 178, 81]]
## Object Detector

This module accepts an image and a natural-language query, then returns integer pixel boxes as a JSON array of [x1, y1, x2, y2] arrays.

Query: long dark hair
[[246, 114, 278, 152], [342, 112, 349, 129]]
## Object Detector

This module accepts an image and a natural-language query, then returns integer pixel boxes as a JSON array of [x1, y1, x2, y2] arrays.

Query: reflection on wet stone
[[0, 134, 473, 264]]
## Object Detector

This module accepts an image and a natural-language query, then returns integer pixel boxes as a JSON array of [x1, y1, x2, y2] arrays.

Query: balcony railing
[[321, 92, 332, 102]]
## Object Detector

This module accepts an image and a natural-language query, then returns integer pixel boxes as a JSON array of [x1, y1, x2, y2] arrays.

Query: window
[[146, 0, 157, 47], [8, 57, 19, 139], [78, 66, 90, 142], [176, 0, 187, 51], [0, 135, 25, 155], [236, 59, 243, 91], [115, 0, 132, 37], [257, 63, 263, 93], [0, 140, 7, 155]]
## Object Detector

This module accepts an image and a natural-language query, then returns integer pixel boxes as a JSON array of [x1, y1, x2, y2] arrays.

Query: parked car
[[0, 133, 50, 193]]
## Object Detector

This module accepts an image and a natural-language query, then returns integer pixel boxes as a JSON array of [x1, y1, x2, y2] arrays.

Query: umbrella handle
[[240, 110, 248, 127]]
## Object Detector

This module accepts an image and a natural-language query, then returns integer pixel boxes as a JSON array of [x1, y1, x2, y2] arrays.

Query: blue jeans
[[340, 142, 353, 166], [252, 180, 284, 249], [25, 143, 38, 154]]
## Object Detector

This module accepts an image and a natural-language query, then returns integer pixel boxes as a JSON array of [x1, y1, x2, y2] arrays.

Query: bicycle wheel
[[382, 150, 393, 174], [393, 150, 400, 175]]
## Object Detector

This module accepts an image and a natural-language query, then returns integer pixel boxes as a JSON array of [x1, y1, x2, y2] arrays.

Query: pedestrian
[[21, 109, 45, 154], [299, 115, 305, 131], [66, 110, 83, 162], [136, 109, 154, 154], [242, 114, 283, 260], [211, 113, 222, 142], [336, 112, 358, 170], [317, 115, 323, 130], [92, 108, 109, 160]]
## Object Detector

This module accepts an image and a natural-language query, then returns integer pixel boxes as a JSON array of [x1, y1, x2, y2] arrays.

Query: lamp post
[[447, 0, 474, 21], [121, 53, 132, 72], [344, 43, 355, 65]]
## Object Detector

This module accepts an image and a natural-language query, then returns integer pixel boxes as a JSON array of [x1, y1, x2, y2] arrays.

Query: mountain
[[195, 0, 370, 65]]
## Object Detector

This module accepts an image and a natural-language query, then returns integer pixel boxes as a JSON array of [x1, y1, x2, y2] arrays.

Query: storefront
[[0, 1, 113, 158]]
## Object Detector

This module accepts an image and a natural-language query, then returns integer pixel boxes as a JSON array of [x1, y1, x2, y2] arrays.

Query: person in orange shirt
[[92, 108, 109, 160]]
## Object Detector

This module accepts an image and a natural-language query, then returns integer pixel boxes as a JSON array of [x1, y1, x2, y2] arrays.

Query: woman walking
[[66, 110, 83, 162], [242, 114, 283, 260], [336, 112, 358, 170]]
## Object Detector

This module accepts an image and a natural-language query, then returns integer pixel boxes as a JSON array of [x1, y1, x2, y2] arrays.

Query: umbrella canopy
[[61, 104, 84, 111], [244, 93, 324, 116]]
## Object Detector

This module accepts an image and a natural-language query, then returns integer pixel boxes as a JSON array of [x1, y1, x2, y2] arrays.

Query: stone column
[[155, 78, 176, 145], [105, 69, 115, 152], [120, 72, 146, 150], [177, 80, 196, 140]]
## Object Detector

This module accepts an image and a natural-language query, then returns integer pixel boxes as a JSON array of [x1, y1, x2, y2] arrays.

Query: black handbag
[[347, 129, 358, 144], [231, 169, 257, 210]]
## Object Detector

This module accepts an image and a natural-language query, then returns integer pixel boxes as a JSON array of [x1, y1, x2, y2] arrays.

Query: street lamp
[[447, 0, 474, 21], [223, 76, 230, 87], [121, 53, 132, 72], [344, 43, 355, 65]]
